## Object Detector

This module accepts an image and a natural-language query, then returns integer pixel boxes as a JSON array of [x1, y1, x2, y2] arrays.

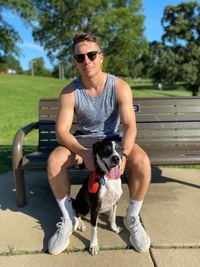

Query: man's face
[[73, 41, 104, 78]]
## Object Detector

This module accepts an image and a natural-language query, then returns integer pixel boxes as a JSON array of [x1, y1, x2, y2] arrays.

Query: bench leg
[[13, 168, 27, 207]]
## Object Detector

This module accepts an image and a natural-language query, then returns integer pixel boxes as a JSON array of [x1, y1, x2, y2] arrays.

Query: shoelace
[[128, 217, 144, 233], [56, 218, 72, 233]]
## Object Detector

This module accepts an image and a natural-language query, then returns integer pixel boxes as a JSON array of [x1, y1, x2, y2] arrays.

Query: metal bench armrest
[[12, 122, 39, 171]]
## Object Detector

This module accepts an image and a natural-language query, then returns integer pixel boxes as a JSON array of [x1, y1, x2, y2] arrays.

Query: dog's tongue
[[109, 166, 121, 179]]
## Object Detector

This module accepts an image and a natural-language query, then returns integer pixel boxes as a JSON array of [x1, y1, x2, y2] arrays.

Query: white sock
[[56, 195, 74, 221], [127, 199, 143, 217]]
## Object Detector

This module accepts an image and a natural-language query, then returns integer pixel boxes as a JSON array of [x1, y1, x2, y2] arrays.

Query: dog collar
[[123, 153, 129, 161]]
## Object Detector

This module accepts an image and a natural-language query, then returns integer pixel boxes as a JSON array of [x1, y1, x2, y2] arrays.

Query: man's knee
[[47, 146, 83, 178], [47, 147, 70, 178], [136, 153, 151, 172], [127, 145, 151, 175]]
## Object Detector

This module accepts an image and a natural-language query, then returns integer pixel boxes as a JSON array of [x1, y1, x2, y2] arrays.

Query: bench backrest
[[38, 97, 200, 153]]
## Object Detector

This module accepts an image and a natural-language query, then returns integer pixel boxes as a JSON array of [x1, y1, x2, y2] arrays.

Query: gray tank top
[[73, 74, 120, 138]]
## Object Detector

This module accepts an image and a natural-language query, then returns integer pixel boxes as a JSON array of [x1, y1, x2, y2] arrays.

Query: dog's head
[[92, 140, 123, 174]]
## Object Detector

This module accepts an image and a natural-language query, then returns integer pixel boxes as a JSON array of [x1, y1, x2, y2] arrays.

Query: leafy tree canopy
[[139, 1, 200, 96], [29, 57, 51, 76], [0, 0, 36, 56], [2, 54, 23, 73], [161, 1, 200, 45], [161, 1, 200, 95], [32, 0, 147, 77]]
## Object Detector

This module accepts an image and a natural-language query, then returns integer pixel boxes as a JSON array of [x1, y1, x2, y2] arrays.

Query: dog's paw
[[89, 244, 99, 256], [115, 226, 123, 234], [111, 225, 123, 234], [78, 222, 86, 232], [77, 217, 86, 232]]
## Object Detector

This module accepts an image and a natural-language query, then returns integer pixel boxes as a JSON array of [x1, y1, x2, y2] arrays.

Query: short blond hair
[[72, 32, 100, 51]]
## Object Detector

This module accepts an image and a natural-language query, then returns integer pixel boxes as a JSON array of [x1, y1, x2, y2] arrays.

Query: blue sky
[[2, 0, 197, 70]]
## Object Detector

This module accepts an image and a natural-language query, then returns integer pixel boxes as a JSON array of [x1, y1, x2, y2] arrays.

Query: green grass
[[0, 75, 71, 144], [0, 74, 71, 173], [0, 74, 193, 174]]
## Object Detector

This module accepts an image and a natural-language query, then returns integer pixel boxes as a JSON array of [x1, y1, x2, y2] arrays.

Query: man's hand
[[119, 157, 126, 176], [81, 149, 95, 172]]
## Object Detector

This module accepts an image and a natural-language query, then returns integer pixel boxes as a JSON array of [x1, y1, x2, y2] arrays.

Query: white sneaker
[[123, 215, 150, 252], [48, 217, 78, 255]]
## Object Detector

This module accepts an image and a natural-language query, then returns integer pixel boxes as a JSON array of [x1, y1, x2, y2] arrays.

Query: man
[[47, 32, 151, 255]]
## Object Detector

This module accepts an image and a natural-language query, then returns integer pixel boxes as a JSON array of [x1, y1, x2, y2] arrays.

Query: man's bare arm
[[115, 77, 137, 156], [56, 83, 95, 171]]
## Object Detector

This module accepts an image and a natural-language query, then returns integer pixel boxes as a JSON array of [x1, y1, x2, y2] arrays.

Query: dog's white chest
[[98, 179, 122, 213]]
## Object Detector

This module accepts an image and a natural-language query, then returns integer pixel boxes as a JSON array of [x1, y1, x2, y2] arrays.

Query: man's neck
[[81, 72, 107, 96]]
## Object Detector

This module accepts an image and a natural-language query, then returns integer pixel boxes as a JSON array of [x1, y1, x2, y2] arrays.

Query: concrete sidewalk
[[0, 167, 200, 266]]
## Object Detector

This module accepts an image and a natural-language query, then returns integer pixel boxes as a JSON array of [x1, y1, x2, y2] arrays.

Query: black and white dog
[[73, 140, 124, 255]]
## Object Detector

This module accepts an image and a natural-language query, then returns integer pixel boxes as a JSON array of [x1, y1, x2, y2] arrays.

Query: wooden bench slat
[[137, 130, 200, 138], [39, 141, 58, 147], [39, 98, 58, 106], [138, 138, 200, 145], [138, 106, 200, 114], [39, 109, 58, 116], [142, 145, 200, 154], [150, 155, 200, 165], [134, 97, 200, 105], [137, 122, 200, 129], [136, 114, 200, 122]]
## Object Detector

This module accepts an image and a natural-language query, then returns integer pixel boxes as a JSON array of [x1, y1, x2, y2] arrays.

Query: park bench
[[12, 97, 200, 207]]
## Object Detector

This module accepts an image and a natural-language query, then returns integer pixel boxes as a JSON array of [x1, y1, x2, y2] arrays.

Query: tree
[[3, 54, 23, 73], [29, 57, 50, 76], [0, 57, 8, 71], [161, 1, 200, 96], [140, 41, 183, 84], [0, 1, 36, 56], [32, 0, 147, 77]]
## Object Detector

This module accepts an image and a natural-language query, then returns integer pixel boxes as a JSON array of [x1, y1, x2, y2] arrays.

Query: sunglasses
[[74, 51, 101, 63]]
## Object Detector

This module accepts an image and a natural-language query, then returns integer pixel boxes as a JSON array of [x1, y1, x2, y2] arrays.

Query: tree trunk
[[191, 84, 199, 96]]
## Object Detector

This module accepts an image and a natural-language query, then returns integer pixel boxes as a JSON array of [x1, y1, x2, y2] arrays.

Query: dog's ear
[[92, 141, 102, 154]]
